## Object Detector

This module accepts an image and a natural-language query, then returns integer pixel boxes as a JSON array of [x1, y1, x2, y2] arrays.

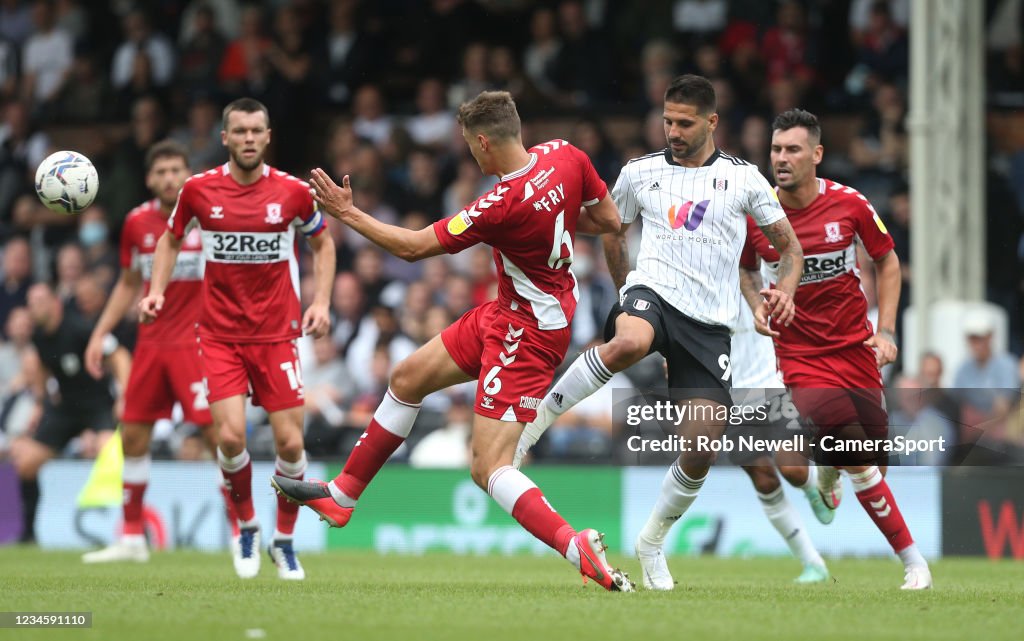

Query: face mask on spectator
[[79, 222, 107, 247]]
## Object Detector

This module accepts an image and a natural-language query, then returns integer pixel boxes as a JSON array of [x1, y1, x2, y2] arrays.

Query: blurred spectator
[[489, 45, 547, 114], [0, 305, 31, 391], [99, 96, 167, 226], [953, 311, 1021, 434], [672, 0, 728, 40], [570, 238, 616, 348], [0, 100, 49, 232], [0, 236, 32, 331], [888, 374, 956, 465], [20, 0, 73, 115], [883, 184, 911, 320], [395, 147, 444, 220], [53, 242, 82, 301], [551, 0, 610, 108], [849, 1, 909, 91], [760, 1, 815, 97], [303, 337, 358, 457], [918, 350, 960, 424], [351, 84, 393, 148], [110, 9, 176, 91], [72, 271, 105, 322], [174, 428, 208, 461], [398, 279, 432, 343], [443, 273, 473, 319], [850, 0, 909, 45], [76, 206, 116, 285], [848, 82, 907, 204], [408, 392, 471, 468], [53, 44, 110, 124], [53, 0, 85, 41], [170, 96, 224, 171], [522, 7, 562, 104], [737, 114, 770, 176], [263, 4, 314, 174], [0, 34, 16, 102], [447, 42, 490, 110], [177, 4, 227, 96], [218, 4, 270, 95], [346, 304, 417, 396], [330, 271, 370, 357], [406, 78, 455, 151], [321, 0, 373, 109], [353, 245, 397, 309], [572, 119, 620, 183], [0, 0, 34, 47], [179, 0, 240, 45]]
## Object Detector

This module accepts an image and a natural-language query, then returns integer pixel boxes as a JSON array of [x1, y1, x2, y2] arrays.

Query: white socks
[[898, 544, 927, 569], [638, 465, 705, 547], [538, 348, 612, 428], [757, 486, 826, 568]]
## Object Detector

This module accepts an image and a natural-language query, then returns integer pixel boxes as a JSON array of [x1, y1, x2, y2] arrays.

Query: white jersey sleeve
[[611, 163, 641, 224], [743, 166, 786, 227]]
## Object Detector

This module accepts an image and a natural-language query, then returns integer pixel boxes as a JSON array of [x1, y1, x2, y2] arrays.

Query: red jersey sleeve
[[168, 182, 196, 239], [432, 185, 510, 254], [739, 217, 760, 270], [119, 215, 135, 270], [851, 197, 895, 260], [574, 145, 607, 206]]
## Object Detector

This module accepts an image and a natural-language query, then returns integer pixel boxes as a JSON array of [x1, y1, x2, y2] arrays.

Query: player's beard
[[668, 125, 710, 162], [231, 148, 263, 171]]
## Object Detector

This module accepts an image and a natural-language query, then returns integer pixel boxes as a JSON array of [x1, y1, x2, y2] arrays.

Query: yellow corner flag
[[77, 428, 124, 508]]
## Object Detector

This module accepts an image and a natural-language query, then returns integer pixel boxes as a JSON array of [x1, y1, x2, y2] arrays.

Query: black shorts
[[604, 285, 732, 406], [33, 400, 116, 453]]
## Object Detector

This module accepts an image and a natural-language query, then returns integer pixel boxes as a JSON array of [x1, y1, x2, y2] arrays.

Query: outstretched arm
[[739, 261, 778, 337], [309, 169, 444, 262], [758, 218, 803, 327]]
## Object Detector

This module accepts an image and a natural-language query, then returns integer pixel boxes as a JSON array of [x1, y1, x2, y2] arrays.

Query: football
[[34, 150, 99, 214]]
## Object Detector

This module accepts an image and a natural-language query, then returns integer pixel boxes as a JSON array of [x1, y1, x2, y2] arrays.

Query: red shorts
[[198, 337, 304, 413], [442, 302, 570, 422], [779, 344, 888, 437], [123, 341, 212, 425]]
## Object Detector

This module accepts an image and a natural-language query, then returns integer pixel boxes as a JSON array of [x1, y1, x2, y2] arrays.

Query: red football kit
[[741, 177, 895, 432], [168, 163, 325, 411], [432, 139, 607, 422], [120, 199, 210, 424]]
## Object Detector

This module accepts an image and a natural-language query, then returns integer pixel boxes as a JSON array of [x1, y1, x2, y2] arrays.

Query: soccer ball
[[34, 150, 99, 214]]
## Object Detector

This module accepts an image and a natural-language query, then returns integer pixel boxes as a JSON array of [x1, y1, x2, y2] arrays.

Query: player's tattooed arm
[[739, 262, 778, 337], [601, 222, 632, 291], [758, 218, 803, 327]]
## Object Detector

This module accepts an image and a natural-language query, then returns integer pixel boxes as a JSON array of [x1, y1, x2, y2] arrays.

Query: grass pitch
[[0, 548, 1021, 641]]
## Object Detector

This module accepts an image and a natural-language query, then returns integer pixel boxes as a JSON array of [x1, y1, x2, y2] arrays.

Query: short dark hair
[[664, 74, 716, 115], [772, 108, 822, 145], [456, 91, 521, 140], [145, 139, 189, 172], [222, 97, 270, 130]]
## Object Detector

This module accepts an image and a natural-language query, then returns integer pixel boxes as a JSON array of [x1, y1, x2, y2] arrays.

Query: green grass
[[0, 548, 1021, 641]]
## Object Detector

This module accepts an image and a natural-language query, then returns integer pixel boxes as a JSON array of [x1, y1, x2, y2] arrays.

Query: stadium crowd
[[0, 0, 1022, 465]]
